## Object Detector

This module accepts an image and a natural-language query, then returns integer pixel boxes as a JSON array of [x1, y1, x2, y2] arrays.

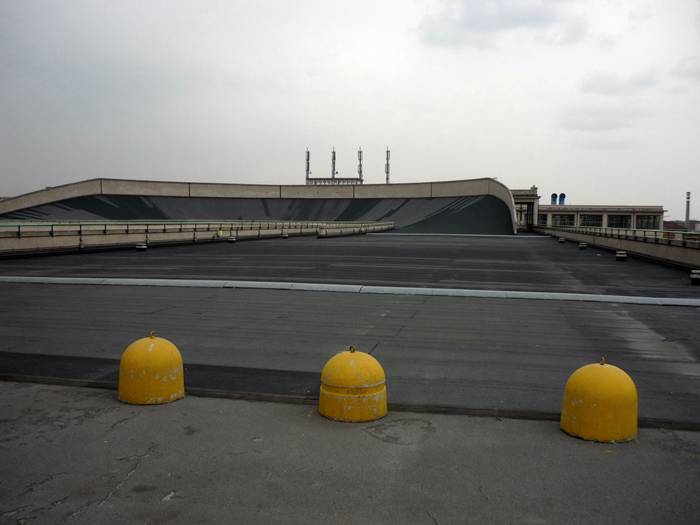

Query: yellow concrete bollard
[[560, 357, 637, 442], [319, 345, 387, 422], [118, 332, 185, 405]]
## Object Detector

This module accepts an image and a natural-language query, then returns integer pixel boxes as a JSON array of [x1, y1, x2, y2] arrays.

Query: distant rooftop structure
[[305, 147, 391, 185], [305, 148, 362, 186], [665, 219, 700, 232], [510, 186, 539, 198], [511, 187, 665, 231]]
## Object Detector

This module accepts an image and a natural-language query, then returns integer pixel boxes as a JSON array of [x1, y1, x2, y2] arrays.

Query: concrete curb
[[369, 233, 546, 238], [2, 373, 698, 431], [1, 276, 699, 306]]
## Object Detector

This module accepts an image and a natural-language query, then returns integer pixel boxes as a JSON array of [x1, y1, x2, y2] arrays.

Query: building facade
[[511, 187, 540, 231], [537, 205, 663, 229], [511, 187, 664, 230]]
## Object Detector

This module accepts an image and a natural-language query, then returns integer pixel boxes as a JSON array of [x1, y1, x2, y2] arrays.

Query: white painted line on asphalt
[[1, 275, 699, 307], [369, 233, 547, 238]]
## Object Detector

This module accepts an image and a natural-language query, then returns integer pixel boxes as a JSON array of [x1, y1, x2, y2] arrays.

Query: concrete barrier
[[319, 346, 387, 422], [118, 332, 185, 405], [430, 179, 489, 198], [259, 229, 282, 239], [560, 359, 637, 442], [318, 222, 393, 238], [537, 227, 700, 269], [0, 220, 393, 256], [101, 179, 189, 197], [0, 180, 102, 216], [0, 177, 518, 234], [236, 230, 260, 240], [354, 182, 431, 199], [190, 183, 280, 199], [280, 185, 354, 199]]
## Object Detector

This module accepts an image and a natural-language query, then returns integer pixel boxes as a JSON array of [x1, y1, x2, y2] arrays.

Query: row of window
[[537, 214, 660, 229]]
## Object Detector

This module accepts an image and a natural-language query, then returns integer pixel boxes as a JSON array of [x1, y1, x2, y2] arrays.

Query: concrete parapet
[[105, 224, 129, 234], [537, 227, 700, 269], [280, 185, 354, 199], [81, 233, 142, 247], [146, 232, 196, 244], [318, 228, 358, 238], [236, 230, 261, 240], [0, 219, 392, 256], [354, 183, 431, 199], [101, 179, 190, 197], [190, 183, 280, 199], [54, 225, 83, 236], [0, 177, 516, 235], [0, 179, 517, 236], [0, 236, 82, 254], [487, 180, 519, 234], [81, 224, 107, 233], [259, 229, 282, 238], [0, 179, 102, 215], [430, 179, 490, 198]]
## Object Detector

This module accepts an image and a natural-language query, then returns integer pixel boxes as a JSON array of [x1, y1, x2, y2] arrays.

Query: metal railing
[[535, 225, 700, 248], [0, 219, 395, 256], [0, 220, 394, 239]]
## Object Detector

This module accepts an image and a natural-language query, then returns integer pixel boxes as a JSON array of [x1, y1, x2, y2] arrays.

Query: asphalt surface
[[1, 234, 699, 523], [1, 382, 699, 525], [0, 234, 697, 297], [1, 283, 698, 426]]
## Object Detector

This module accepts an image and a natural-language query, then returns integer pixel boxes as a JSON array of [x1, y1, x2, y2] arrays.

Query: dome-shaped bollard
[[118, 332, 185, 405], [319, 346, 387, 422], [560, 358, 637, 442]]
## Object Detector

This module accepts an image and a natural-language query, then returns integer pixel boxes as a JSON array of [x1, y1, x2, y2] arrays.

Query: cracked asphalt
[[1, 235, 699, 524], [1, 382, 699, 525]]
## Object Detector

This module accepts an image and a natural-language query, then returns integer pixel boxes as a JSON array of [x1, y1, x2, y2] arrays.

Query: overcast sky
[[1, 0, 699, 218]]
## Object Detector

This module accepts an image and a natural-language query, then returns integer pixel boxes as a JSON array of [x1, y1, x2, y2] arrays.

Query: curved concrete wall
[[1, 195, 513, 234], [0, 177, 518, 234]]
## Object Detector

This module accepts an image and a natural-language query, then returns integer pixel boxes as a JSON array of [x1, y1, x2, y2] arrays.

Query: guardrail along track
[[0, 220, 394, 257], [535, 226, 700, 269]]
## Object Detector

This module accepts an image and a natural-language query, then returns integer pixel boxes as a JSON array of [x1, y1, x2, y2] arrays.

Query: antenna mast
[[385, 147, 390, 184], [331, 148, 336, 179], [357, 148, 363, 183]]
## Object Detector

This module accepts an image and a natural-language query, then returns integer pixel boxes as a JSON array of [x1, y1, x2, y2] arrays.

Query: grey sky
[[1, 0, 698, 219]]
